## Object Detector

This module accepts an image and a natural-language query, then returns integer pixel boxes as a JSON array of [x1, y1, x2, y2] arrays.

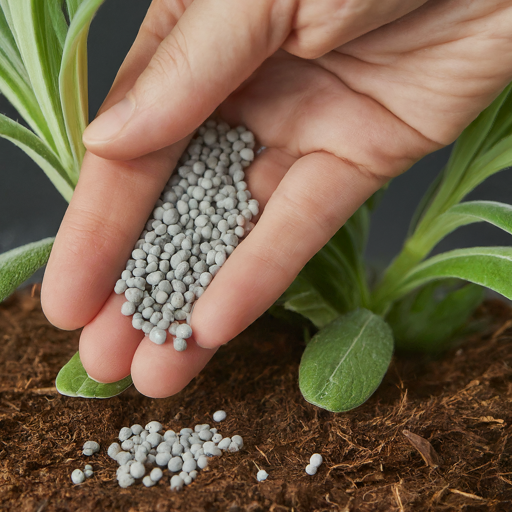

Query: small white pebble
[[82, 440, 100, 456], [257, 470, 268, 482], [130, 461, 146, 479], [150, 467, 163, 483], [71, 469, 85, 484], [228, 442, 239, 453], [170, 475, 184, 491], [146, 432, 162, 447], [213, 410, 227, 422], [131, 424, 144, 435], [143, 475, 156, 487], [145, 421, 163, 433], [119, 427, 132, 442], [149, 328, 167, 345], [168, 456, 183, 472], [118, 474, 135, 488], [84, 469, 94, 478], [231, 435, 244, 449], [182, 459, 197, 473], [310, 453, 323, 468], [108, 442, 121, 459], [156, 452, 172, 467], [305, 464, 317, 476], [212, 433, 223, 443], [218, 437, 231, 450], [175, 323, 193, 339], [197, 455, 208, 469], [115, 451, 133, 466], [174, 338, 188, 351]]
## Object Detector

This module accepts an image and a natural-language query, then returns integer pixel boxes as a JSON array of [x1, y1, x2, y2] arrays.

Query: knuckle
[[285, 37, 330, 60], [64, 208, 124, 259], [147, 26, 191, 83]]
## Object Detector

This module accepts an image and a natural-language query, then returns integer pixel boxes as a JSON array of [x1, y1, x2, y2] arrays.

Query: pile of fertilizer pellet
[[114, 120, 259, 351], [106, 413, 243, 490]]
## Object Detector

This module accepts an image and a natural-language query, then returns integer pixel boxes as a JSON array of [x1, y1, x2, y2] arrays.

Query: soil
[[1, 288, 512, 512]]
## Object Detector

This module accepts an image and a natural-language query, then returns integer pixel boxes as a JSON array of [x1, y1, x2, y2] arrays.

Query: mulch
[[1, 288, 512, 511]]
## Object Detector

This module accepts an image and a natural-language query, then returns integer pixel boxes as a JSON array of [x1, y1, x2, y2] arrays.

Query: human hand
[[41, 0, 512, 397]]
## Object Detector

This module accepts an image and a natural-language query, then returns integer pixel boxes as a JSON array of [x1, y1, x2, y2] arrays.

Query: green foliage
[[0, 1, 105, 290], [386, 281, 485, 353], [56, 352, 133, 398], [0, 238, 54, 302], [299, 309, 393, 412], [0, 0, 105, 192]]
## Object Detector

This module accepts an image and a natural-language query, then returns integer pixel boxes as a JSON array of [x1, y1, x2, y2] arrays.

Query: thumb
[[83, 0, 293, 160]]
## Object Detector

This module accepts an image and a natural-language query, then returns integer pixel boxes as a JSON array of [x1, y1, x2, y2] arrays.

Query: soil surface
[[1, 289, 512, 512]]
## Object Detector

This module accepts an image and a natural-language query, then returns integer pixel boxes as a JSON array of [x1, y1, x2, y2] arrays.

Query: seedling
[[1, 2, 512, 411]]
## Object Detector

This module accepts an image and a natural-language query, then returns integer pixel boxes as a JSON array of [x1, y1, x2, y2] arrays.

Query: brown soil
[[1, 289, 512, 512]]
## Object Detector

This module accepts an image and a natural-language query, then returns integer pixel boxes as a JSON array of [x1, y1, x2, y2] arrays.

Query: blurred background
[[1, 0, 512, 286]]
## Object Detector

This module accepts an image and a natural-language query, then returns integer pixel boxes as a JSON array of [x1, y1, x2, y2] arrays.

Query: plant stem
[[370, 238, 426, 315]]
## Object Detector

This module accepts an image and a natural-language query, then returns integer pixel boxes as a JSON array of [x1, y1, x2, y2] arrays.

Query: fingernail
[[83, 96, 135, 144]]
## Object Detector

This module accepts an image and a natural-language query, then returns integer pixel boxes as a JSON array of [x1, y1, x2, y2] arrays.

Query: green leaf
[[387, 281, 484, 353], [56, 351, 133, 398], [300, 206, 371, 315], [60, 0, 105, 167], [0, 113, 74, 201], [0, 7, 53, 143], [0, 238, 54, 302], [8, 0, 74, 174], [391, 247, 512, 302], [454, 133, 512, 202], [47, 0, 68, 50], [277, 276, 339, 328], [299, 309, 394, 412], [418, 200, 512, 255], [407, 168, 444, 237], [65, 0, 83, 21]]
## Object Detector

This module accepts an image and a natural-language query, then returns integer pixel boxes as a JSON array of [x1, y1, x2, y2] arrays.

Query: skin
[[41, 0, 512, 397]]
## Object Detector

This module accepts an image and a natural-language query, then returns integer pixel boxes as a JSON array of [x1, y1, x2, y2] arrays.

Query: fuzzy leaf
[[419, 201, 512, 254], [392, 247, 512, 302], [56, 351, 133, 398], [0, 113, 74, 200], [8, 0, 73, 173], [387, 281, 484, 353], [0, 238, 54, 302], [299, 309, 394, 412], [300, 206, 370, 315], [278, 276, 339, 328], [60, 0, 105, 167]]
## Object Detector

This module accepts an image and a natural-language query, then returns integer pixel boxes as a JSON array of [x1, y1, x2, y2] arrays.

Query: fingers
[[281, 0, 428, 59], [79, 291, 216, 398], [191, 151, 387, 349], [41, 144, 187, 330], [82, 0, 294, 160], [79, 292, 142, 383], [130, 336, 216, 398]]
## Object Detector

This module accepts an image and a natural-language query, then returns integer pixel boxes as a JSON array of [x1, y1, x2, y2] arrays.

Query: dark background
[[1, 0, 511, 281]]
